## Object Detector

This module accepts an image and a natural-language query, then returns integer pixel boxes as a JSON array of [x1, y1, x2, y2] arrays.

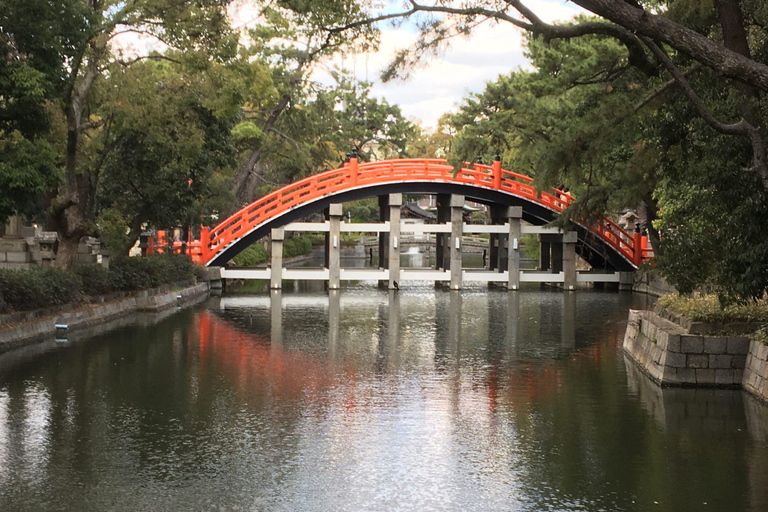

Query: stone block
[[734, 369, 744, 384], [665, 352, 687, 368], [0, 239, 27, 252], [6, 251, 31, 263], [726, 337, 749, 355], [688, 354, 709, 368], [689, 322, 709, 334], [666, 334, 681, 353], [762, 362, 768, 380], [676, 368, 696, 383], [757, 343, 768, 361], [731, 355, 747, 369], [696, 369, 716, 385], [715, 369, 735, 385], [703, 337, 727, 354], [709, 354, 732, 369], [0, 253, 5, 262], [681, 336, 703, 354]]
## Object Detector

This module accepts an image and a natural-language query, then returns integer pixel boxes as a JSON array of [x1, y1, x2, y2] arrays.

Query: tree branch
[[572, 0, 768, 90], [634, 63, 703, 112], [641, 37, 767, 188]]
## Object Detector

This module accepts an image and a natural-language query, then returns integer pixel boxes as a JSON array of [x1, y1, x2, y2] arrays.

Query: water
[[0, 286, 767, 511]]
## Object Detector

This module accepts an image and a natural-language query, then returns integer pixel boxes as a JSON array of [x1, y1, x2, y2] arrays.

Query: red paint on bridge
[[188, 158, 650, 267]]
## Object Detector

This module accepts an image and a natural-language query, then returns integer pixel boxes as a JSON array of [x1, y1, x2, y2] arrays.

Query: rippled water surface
[[1, 286, 767, 512]]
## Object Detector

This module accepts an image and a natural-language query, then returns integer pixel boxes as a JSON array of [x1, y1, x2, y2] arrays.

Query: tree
[[229, 0, 379, 203], [0, 0, 85, 224], [94, 58, 242, 256], [8, 0, 237, 268], [326, 0, 767, 189]]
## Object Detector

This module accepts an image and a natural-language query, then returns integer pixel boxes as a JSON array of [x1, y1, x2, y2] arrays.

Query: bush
[[75, 264, 112, 295], [283, 236, 312, 258], [0, 267, 81, 311], [109, 253, 195, 291], [657, 294, 768, 323], [232, 244, 269, 267]]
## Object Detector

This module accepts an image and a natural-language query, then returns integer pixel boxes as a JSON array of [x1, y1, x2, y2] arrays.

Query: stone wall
[[625, 307, 768, 401], [0, 281, 210, 352], [632, 269, 677, 297], [624, 310, 749, 387], [744, 340, 768, 402]]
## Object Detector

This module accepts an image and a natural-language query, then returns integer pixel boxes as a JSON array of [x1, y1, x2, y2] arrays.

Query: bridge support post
[[387, 193, 402, 290], [270, 228, 284, 289], [378, 195, 390, 269], [326, 203, 342, 290], [538, 235, 551, 272], [450, 194, 464, 290], [489, 205, 508, 273], [563, 231, 577, 291], [551, 237, 563, 274], [435, 194, 451, 272], [507, 207, 523, 290]]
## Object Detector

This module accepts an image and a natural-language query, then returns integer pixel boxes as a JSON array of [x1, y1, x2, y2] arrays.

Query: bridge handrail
[[199, 158, 648, 267]]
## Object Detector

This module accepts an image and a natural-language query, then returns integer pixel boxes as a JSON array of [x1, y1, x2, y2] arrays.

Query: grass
[[657, 294, 768, 323], [750, 327, 768, 345]]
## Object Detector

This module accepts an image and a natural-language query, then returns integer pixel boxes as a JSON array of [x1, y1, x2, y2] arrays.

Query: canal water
[[0, 284, 767, 511]]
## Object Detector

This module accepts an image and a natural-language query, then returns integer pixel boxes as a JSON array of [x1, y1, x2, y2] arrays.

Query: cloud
[[320, 0, 585, 130]]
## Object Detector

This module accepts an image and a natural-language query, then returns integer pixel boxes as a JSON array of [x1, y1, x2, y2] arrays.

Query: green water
[[0, 286, 766, 511]]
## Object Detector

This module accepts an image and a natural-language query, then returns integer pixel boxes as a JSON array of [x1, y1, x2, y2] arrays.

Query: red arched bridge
[[186, 158, 651, 271]]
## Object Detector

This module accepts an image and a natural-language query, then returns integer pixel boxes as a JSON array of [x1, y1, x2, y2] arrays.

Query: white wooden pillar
[[450, 194, 464, 290], [563, 231, 577, 291], [387, 193, 402, 289], [270, 228, 283, 290], [507, 206, 523, 290], [327, 203, 342, 290]]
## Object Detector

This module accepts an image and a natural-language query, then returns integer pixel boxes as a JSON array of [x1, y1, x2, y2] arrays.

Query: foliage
[[75, 264, 112, 296], [232, 244, 269, 267], [0, 267, 81, 311], [440, 5, 768, 300], [657, 294, 768, 324], [108, 254, 195, 291], [283, 237, 313, 258], [345, 198, 379, 223]]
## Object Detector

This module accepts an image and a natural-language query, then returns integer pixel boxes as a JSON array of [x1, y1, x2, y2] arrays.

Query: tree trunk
[[55, 231, 81, 270]]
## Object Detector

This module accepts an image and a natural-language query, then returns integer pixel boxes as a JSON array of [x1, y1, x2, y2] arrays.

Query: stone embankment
[[0, 270, 222, 352], [624, 304, 768, 402]]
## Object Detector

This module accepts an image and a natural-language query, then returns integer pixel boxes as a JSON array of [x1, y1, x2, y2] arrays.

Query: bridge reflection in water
[[2, 289, 767, 511]]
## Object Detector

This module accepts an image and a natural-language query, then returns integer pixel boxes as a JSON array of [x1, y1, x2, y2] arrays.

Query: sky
[[335, 1, 584, 129], [114, 1, 585, 131]]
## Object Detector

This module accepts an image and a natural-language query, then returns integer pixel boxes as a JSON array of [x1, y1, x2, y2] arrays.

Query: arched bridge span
[[199, 158, 648, 270]]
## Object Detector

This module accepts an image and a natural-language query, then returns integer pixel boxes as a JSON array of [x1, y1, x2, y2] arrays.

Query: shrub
[[283, 236, 312, 258], [75, 264, 112, 295], [232, 244, 269, 267], [0, 267, 81, 311], [657, 294, 768, 323], [109, 253, 194, 291]]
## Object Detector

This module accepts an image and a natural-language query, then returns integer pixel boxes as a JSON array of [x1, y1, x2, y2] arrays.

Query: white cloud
[[320, 0, 585, 130]]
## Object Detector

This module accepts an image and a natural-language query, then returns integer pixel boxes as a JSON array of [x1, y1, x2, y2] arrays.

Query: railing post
[[632, 223, 642, 266], [492, 155, 502, 189], [350, 156, 359, 187], [200, 226, 210, 264]]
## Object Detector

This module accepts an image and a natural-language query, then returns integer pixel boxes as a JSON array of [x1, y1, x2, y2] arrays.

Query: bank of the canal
[[0, 285, 766, 512]]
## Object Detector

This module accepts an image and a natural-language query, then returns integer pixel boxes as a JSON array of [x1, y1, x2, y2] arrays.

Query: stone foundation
[[624, 309, 749, 387], [744, 340, 768, 402], [624, 308, 767, 402], [0, 281, 209, 352]]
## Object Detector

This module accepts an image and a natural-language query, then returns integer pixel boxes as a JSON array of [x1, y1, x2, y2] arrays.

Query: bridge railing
[[198, 158, 648, 267]]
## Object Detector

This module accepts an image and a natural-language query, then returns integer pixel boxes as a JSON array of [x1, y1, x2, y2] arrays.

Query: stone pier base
[[624, 307, 767, 402]]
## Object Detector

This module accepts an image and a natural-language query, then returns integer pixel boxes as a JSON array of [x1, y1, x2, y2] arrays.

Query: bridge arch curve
[[201, 159, 644, 271]]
